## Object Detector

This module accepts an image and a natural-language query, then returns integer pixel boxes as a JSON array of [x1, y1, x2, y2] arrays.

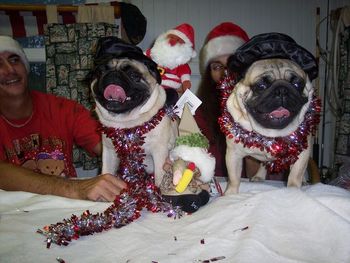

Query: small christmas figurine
[[145, 23, 196, 101], [161, 104, 215, 213]]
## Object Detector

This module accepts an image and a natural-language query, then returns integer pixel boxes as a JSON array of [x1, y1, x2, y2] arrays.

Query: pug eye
[[256, 82, 267, 89], [290, 75, 305, 90], [128, 71, 142, 82], [253, 76, 271, 90]]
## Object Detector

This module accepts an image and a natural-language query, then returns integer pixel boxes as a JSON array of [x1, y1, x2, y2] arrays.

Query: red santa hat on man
[[165, 23, 196, 58], [200, 22, 249, 74], [0, 36, 30, 73]]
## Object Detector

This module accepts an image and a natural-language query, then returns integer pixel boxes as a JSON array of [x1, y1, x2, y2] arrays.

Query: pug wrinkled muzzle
[[92, 59, 150, 114], [246, 77, 308, 129]]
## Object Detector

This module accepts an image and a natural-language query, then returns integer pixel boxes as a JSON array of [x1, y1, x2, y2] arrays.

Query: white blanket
[[1, 181, 350, 263]]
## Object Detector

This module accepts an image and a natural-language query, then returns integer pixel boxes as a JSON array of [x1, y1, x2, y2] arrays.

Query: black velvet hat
[[93, 36, 161, 84], [227, 32, 318, 81]]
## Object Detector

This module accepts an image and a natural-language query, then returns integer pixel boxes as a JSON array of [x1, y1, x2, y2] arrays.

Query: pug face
[[91, 58, 159, 114], [229, 58, 314, 137]]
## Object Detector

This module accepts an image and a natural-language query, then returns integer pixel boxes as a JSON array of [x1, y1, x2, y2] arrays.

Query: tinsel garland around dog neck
[[100, 107, 170, 184], [37, 107, 181, 248], [218, 73, 321, 174]]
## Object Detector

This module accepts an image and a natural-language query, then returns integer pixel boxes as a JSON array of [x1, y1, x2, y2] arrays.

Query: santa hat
[[166, 23, 196, 58], [0, 36, 30, 73], [200, 22, 249, 74], [169, 104, 215, 183]]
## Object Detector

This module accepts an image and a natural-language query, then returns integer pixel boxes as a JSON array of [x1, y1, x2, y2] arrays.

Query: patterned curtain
[[44, 23, 119, 170], [334, 26, 350, 166]]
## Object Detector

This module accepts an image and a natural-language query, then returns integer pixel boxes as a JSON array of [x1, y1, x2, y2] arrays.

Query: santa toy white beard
[[150, 34, 194, 69]]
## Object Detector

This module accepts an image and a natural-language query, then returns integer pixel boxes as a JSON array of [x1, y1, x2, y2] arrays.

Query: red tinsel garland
[[217, 72, 321, 173], [38, 107, 181, 248]]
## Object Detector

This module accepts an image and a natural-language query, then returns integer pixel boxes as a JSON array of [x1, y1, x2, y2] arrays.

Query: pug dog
[[221, 33, 320, 194], [90, 37, 178, 186]]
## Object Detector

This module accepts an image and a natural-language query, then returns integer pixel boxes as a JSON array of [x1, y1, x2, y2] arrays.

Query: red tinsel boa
[[218, 72, 321, 174], [38, 107, 180, 248]]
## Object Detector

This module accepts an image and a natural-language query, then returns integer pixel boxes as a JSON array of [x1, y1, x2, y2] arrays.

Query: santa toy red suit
[[145, 23, 196, 98]]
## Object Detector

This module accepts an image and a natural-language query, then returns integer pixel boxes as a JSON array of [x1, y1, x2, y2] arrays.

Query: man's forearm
[[0, 161, 126, 201], [0, 161, 80, 199]]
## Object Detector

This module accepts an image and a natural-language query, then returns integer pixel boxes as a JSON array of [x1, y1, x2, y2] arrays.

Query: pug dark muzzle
[[93, 65, 150, 114], [246, 79, 308, 129]]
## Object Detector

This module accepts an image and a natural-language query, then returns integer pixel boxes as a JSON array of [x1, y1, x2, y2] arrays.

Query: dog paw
[[250, 175, 265, 182], [287, 180, 302, 188], [224, 185, 239, 195]]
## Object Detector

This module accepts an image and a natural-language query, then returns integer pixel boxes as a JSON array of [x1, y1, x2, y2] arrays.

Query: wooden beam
[[0, 3, 121, 18]]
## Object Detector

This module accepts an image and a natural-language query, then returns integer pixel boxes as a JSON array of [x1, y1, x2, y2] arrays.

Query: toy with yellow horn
[[160, 103, 216, 213]]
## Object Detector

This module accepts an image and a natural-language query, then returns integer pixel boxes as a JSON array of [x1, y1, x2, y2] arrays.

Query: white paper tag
[[175, 89, 202, 117]]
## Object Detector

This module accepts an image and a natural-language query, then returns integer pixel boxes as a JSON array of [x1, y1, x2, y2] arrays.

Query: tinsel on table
[[38, 107, 183, 248], [217, 72, 321, 174]]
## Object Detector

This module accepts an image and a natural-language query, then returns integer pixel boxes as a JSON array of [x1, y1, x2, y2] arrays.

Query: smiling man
[[0, 36, 126, 201]]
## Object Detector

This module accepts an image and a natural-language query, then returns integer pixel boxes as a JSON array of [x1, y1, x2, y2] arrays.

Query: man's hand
[[73, 174, 127, 202]]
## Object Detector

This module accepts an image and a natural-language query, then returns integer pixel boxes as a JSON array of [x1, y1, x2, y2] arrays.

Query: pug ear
[[143, 59, 162, 84], [122, 51, 162, 84]]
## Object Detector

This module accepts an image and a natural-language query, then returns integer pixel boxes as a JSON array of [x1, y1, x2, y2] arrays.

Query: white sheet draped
[[1, 181, 349, 263]]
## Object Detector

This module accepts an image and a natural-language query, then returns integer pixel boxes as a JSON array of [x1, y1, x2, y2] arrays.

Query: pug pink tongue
[[270, 107, 290, 118], [104, 84, 126, 102]]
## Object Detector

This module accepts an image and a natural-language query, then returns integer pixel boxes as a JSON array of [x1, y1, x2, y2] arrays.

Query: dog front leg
[[152, 149, 168, 187], [101, 135, 119, 175], [225, 144, 244, 195], [287, 137, 311, 188]]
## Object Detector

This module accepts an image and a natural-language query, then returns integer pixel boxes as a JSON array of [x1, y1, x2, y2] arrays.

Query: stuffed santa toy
[[160, 104, 215, 213], [145, 23, 196, 101]]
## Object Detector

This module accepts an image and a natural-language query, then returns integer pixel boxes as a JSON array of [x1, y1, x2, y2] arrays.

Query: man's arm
[[0, 161, 126, 202]]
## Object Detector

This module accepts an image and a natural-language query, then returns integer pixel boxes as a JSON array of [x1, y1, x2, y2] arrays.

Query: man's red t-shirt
[[0, 90, 100, 178]]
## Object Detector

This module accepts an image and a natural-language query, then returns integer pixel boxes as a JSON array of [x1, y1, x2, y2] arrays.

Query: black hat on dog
[[93, 36, 161, 84], [227, 32, 318, 81]]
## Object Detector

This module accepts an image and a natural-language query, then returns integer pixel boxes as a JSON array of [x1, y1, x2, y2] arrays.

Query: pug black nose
[[274, 86, 288, 97]]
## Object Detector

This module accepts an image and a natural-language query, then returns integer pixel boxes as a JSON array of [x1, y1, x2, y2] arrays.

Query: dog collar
[[218, 73, 321, 174]]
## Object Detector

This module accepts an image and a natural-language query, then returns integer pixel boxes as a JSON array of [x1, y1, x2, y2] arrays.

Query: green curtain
[[334, 27, 350, 165], [44, 23, 119, 170]]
